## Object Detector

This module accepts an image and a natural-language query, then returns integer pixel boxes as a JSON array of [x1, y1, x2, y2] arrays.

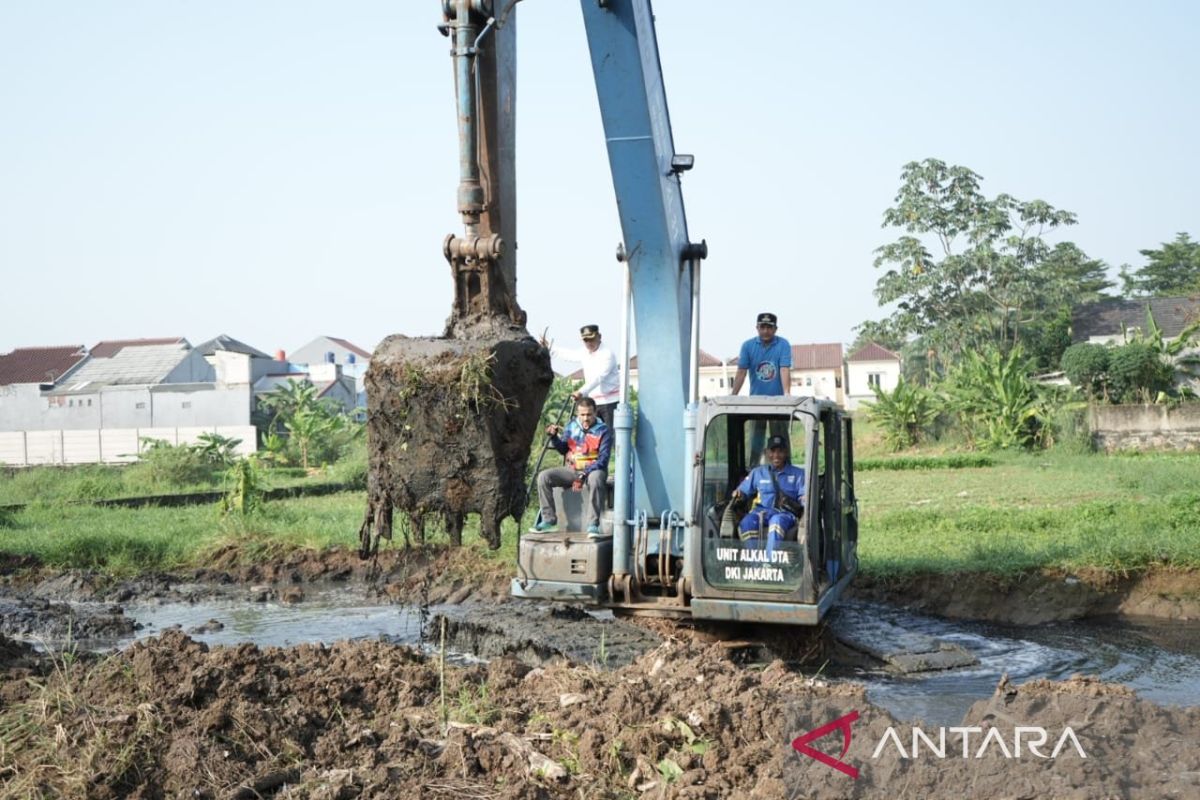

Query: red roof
[[848, 342, 901, 362], [0, 345, 88, 386], [790, 343, 844, 370], [90, 337, 187, 359], [326, 336, 372, 359]]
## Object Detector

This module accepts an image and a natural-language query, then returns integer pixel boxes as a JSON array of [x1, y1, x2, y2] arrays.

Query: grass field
[[2, 444, 1199, 580]]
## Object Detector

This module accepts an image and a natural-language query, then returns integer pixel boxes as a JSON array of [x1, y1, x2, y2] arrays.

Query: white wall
[[0, 425, 257, 466], [845, 359, 902, 410], [790, 368, 842, 402]]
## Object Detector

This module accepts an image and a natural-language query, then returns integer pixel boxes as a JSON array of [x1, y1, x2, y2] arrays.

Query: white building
[[289, 336, 373, 407], [576, 349, 733, 400], [844, 342, 902, 411], [0, 337, 270, 465], [788, 343, 845, 404]]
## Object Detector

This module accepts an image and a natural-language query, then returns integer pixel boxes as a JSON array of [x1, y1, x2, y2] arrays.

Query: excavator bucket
[[362, 331, 550, 550]]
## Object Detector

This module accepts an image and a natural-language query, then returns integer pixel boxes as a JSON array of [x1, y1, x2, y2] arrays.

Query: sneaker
[[529, 520, 558, 533], [586, 523, 601, 537]]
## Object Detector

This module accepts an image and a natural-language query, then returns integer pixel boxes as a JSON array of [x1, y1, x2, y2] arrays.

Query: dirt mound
[[852, 566, 1200, 623], [4, 628, 1197, 798]]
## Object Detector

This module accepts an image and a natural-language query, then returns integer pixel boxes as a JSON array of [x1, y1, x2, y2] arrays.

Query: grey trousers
[[537, 466, 607, 527]]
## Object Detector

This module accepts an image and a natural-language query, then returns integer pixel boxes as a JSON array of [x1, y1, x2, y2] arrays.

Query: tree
[[869, 159, 1087, 370], [849, 320, 907, 356], [1121, 233, 1200, 297], [862, 376, 939, 450], [259, 377, 356, 468]]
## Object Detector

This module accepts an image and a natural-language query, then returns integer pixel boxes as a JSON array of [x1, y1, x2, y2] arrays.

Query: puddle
[[125, 596, 425, 650], [833, 601, 1200, 726]]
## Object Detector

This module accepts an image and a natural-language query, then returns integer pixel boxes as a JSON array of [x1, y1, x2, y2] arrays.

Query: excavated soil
[[3, 551, 1200, 797], [852, 567, 1200, 624], [2, 628, 1198, 799]]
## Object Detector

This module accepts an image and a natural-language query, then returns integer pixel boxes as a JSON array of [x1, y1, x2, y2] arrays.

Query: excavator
[[363, 0, 858, 627]]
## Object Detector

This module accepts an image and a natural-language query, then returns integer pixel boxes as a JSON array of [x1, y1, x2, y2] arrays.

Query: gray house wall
[[149, 384, 252, 427], [0, 384, 51, 431]]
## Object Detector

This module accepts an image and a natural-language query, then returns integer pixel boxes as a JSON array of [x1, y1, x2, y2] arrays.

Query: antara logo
[[792, 712, 1088, 778], [791, 711, 860, 778]]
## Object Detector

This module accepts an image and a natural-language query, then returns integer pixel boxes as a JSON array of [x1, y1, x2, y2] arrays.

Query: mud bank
[[852, 567, 1200, 623], [2, 629, 1197, 799]]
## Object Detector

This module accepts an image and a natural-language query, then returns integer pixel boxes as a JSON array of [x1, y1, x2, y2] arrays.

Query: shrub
[[862, 376, 940, 451], [1108, 342, 1174, 403], [126, 440, 217, 491], [855, 454, 995, 471], [1061, 343, 1110, 399], [326, 440, 367, 489], [943, 346, 1056, 450]]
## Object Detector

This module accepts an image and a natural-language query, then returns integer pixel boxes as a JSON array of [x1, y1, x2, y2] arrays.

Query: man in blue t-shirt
[[732, 434, 805, 555], [732, 312, 792, 396]]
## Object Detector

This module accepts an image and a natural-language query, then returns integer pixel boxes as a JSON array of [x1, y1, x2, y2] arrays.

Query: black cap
[[756, 312, 777, 326], [580, 324, 600, 340], [766, 434, 788, 451]]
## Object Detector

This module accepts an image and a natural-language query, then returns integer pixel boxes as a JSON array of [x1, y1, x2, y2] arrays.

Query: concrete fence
[[1089, 404, 1200, 452], [0, 426, 257, 467]]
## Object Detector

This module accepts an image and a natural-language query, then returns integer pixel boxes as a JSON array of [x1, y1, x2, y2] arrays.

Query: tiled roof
[[1072, 296, 1200, 342], [327, 337, 372, 359], [62, 342, 189, 388], [89, 337, 187, 359], [791, 343, 844, 370], [848, 342, 901, 362], [0, 345, 87, 386]]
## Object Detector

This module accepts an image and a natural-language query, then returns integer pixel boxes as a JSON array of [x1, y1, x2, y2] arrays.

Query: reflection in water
[[834, 601, 1200, 726]]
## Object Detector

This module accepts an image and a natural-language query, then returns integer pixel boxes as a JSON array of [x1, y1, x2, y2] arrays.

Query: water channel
[[41, 589, 1200, 728]]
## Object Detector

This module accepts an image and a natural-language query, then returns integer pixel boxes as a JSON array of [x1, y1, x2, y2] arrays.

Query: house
[[0, 345, 90, 439], [788, 343, 845, 404], [845, 342, 903, 410], [289, 336, 373, 406], [1072, 296, 1200, 345], [626, 350, 731, 398], [0, 337, 264, 466], [568, 349, 733, 399], [252, 364, 358, 415]]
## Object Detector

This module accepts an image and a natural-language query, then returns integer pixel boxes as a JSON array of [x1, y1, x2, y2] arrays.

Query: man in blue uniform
[[732, 434, 805, 555], [732, 312, 792, 396]]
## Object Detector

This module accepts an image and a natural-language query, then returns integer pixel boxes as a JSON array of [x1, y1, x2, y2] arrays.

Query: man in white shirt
[[547, 324, 620, 429]]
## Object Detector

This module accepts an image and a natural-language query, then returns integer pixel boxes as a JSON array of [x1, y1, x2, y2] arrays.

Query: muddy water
[[123, 592, 426, 651], [836, 600, 1200, 726], [25, 588, 1199, 729]]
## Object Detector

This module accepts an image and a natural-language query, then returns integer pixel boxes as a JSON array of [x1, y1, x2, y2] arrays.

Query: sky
[[2, 1, 1197, 368]]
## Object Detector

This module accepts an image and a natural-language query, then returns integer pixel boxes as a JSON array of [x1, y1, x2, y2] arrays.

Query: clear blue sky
[[2, 1, 1196, 365]]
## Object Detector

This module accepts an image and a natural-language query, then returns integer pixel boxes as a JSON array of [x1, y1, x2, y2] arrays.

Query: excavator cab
[[514, 395, 857, 626], [686, 396, 858, 624]]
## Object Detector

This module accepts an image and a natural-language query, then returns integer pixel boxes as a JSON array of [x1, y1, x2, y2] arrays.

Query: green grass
[[0, 461, 354, 508], [856, 454, 995, 471], [858, 449, 1200, 577], [3, 447, 1200, 581], [0, 488, 529, 575]]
